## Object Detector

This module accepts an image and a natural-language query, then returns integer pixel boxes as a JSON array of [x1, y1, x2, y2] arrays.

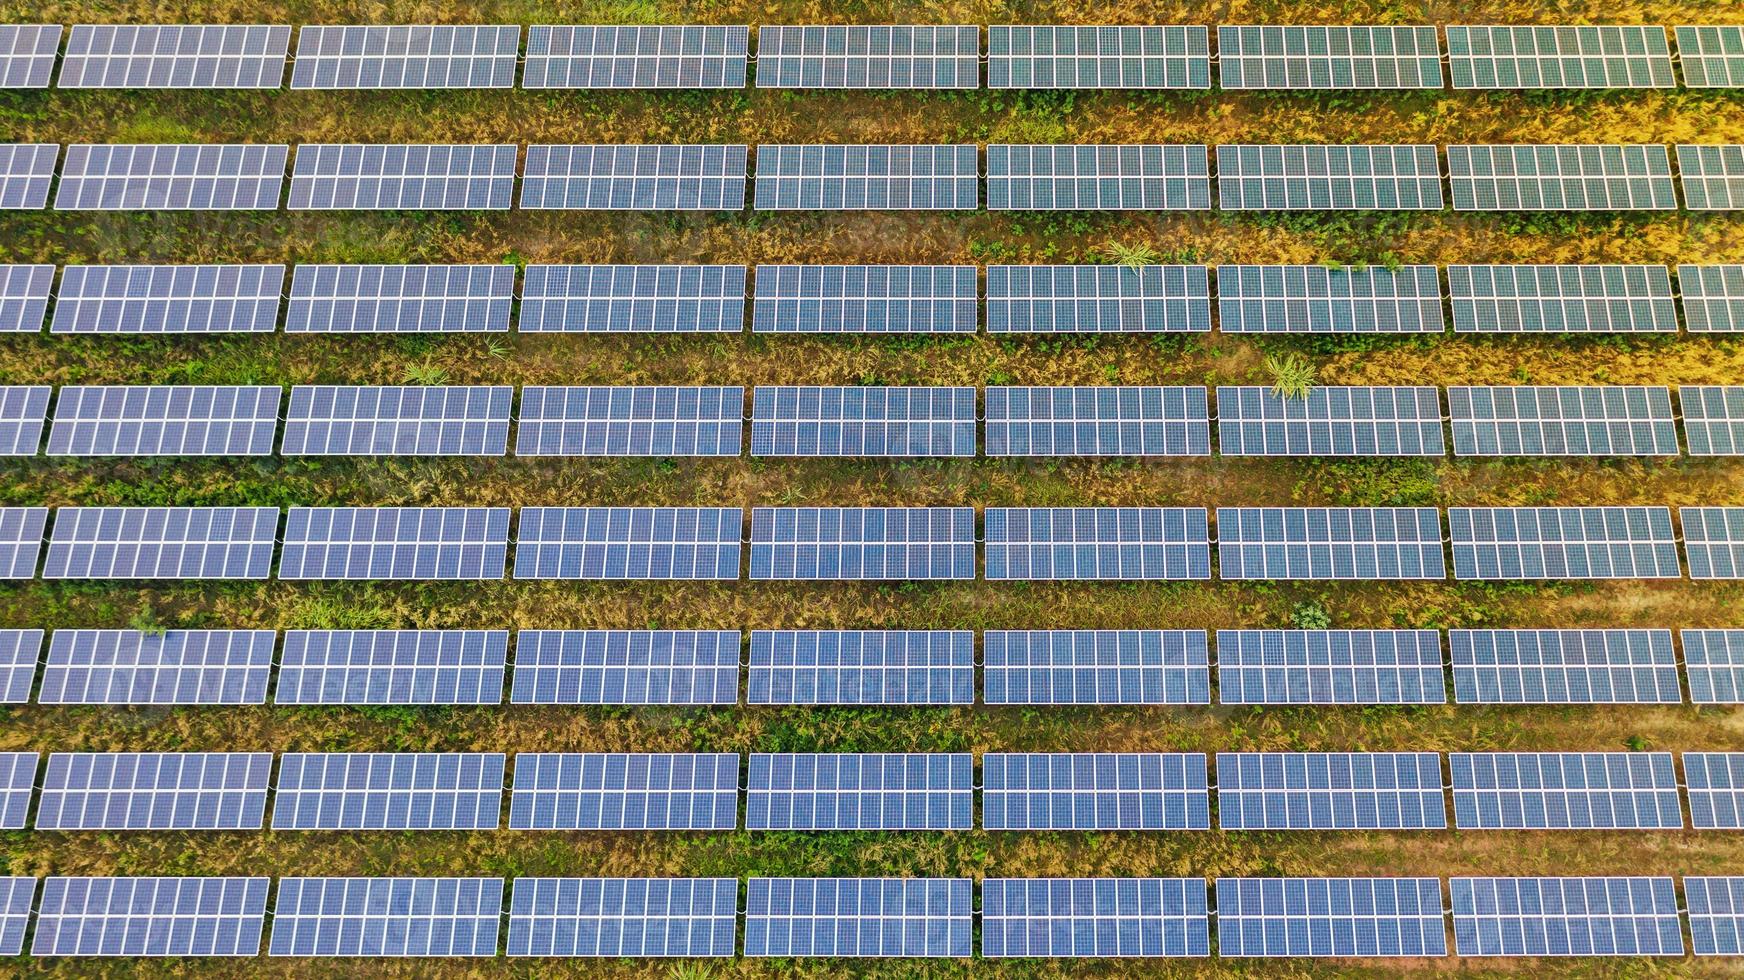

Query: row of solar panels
[[2, 383, 1740, 459], [5, 23, 1744, 91], [0, 627, 1739, 706]]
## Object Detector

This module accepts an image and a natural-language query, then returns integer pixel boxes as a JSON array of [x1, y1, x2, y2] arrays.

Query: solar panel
[[522, 144, 746, 210], [43, 506, 276, 580], [983, 878, 1209, 958], [1447, 145, 1677, 211], [0, 629, 39, 703], [1450, 629, 1680, 704], [1449, 752, 1682, 830], [508, 753, 739, 830], [291, 25, 519, 89], [747, 753, 973, 830], [745, 878, 972, 958], [39, 629, 273, 705], [751, 386, 975, 456], [1215, 265, 1444, 334], [0, 264, 52, 332], [285, 264, 514, 333], [514, 507, 742, 580], [0, 876, 29, 954], [525, 25, 748, 88], [1688, 877, 1744, 956], [987, 144, 1212, 210], [269, 878, 502, 957], [989, 25, 1210, 89], [1217, 878, 1446, 958], [511, 630, 739, 705], [33, 877, 268, 957], [1678, 26, 1744, 88], [1215, 752, 1446, 830], [0, 25, 61, 88], [1683, 386, 1744, 454], [289, 144, 516, 209], [519, 264, 746, 333], [755, 26, 979, 89], [60, 25, 289, 88], [983, 753, 1210, 830], [1215, 145, 1442, 210], [1447, 25, 1674, 89], [988, 264, 1211, 333], [753, 143, 980, 212], [1685, 506, 1744, 580], [1449, 385, 1677, 456], [1677, 144, 1744, 210], [507, 878, 738, 957], [983, 630, 1210, 705], [1218, 26, 1442, 89], [0, 752, 37, 828], [37, 752, 271, 830], [1448, 264, 1677, 333], [276, 630, 507, 705], [1681, 264, 1744, 332], [0, 143, 56, 208], [986, 386, 1210, 456], [1449, 506, 1681, 580], [1685, 629, 1744, 704], [47, 385, 281, 456], [1216, 507, 1445, 581], [747, 629, 972, 705], [1216, 386, 1444, 455], [752, 264, 976, 334], [279, 506, 510, 580], [271, 753, 504, 830], [50, 264, 284, 334], [984, 507, 1212, 581], [516, 386, 744, 456], [1215, 629, 1446, 705], [0, 384, 48, 454], [0, 506, 46, 578], [56, 143, 286, 210], [1685, 753, 1744, 830], [1451, 877, 1682, 957], [282, 385, 510, 456], [748, 506, 974, 581]]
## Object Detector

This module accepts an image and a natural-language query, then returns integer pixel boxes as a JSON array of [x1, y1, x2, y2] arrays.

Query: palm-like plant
[[402, 361, 450, 386], [1103, 240, 1161, 269], [1265, 353, 1316, 400]]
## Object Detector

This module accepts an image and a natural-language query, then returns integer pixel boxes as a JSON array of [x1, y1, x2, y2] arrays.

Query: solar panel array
[[51, 263, 284, 334], [1450, 752, 1683, 830], [285, 264, 515, 333], [0, 385, 50, 454], [291, 25, 520, 89], [1679, 264, 1744, 332], [982, 630, 1209, 706], [987, 264, 1213, 333], [1678, 26, 1744, 88], [42, 506, 276, 580], [1677, 144, 1744, 210], [523, 25, 748, 89], [751, 386, 975, 457], [506, 877, 738, 957], [1449, 506, 1681, 580], [508, 753, 739, 830], [511, 630, 740, 705], [0, 143, 57, 209], [1450, 876, 1682, 957], [37, 751, 271, 830], [60, 24, 290, 89], [747, 630, 974, 705], [0, 507, 46, 579], [34, 877, 268, 957], [276, 630, 508, 705], [0, 876, 28, 954], [1216, 386, 1444, 456], [279, 506, 511, 580], [1446, 25, 1674, 89], [522, 144, 747, 210], [749, 506, 974, 581], [289, 144, 517, 210], [269, 877, 502, 957], [1687, 876, 1744, 956], [519, 265, 746, 333], [517, 386, 743, 456], [1215, 629, 1447, 705], [988, 26, 1210, 89], [0, 25, 62, 88], [755, 26, 979, 89], [985, 144, 1212, 210], [0, 630, 41, 704], [744, 878, 972, 958], [282, 385, 512, 456], [1683, 385, 1744, 455], [986, 386, 1210, 456], [514, 507, 742, 580], [1447, 144, 1678, 210], [982, 753, 1211, 830], [1451, 629, 1681, 704], [754, 144, 979, 210], [746, 753, 973, 830], [1218, 26, 1443, 89], [1684, 753, 1744, 830], [1216, 753, 1447, 830], [1684, 506, 1744, 580], [0, 264, 52, 332], [0, 753, 37, 827], [1217, 878, 1447, 958], [271, 753, 504, 831], [56, 143, 286, 210], [39, 629, 274, 705], [1216, 507, 1446, 581], [1448, 264, 1678, 333], [1215, 265, 1444, 333], [1448, 385, 1678, 456], [752, 264, 976, 333], [1215, 144, 1443, 210], [47, 385, 280, 456], [985, 507, 1211, 581], [982, 878, 1210, 958], [1685, 629, 1744, 704]]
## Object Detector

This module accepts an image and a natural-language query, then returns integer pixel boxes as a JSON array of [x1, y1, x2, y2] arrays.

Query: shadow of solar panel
[[40, 629, 273, 705], [280, 506, 509, 580], [986, 507, 1211, 580], [1216, 752, 1446, 830], [1218, 26, 1442, 89], [0, 25, 62, 88], [1685, 629, 1744, 704], [60, 25, 290, 88], [1682, 385, 1744, 454], [1450, 629, 1679, 704], [988, 386, 1210, 456], [748, 629, 973, 705], [1688, 877, 1744, 956], [272, 753, 504, 830], [283, 385, 510, 455], [1678, 145, 1744, 210], [1685, 753, 1744, 829], [520, 265, 746, 332], [990, 26, 1210, 89], [0, 876, 30, 955], [1448, 145, 1677, 210], [1216, 507, 1444, 580], [983, 629, 1210, 705], [523, 144, 747, 209], [511, 630, 739, 705], [55, 143, 286, 210], [525, 25, 748, 88], [507, 877, 738, 957], [0, 506, 45, 578], [0, 629, 40, 704], [1451, 877, 1682, 957], [0, 385, 48, 454], [756, 26, 979, 88], [1679, 26, 1744, 88], [0, 264, 53, 332], [1449, 506, 1680, 579], [988, 264, 1212, 333], [1215, 144, 1442, 210], [752, 265, 976, 333], [1216, 878, 1446, 958], [1215, 264, 1444, 333], [514, 506, 742, 580], [1215, 629, 1445, 705], [290, 144, 516, 209], [749, 506, 974, 580], [1450, 752, 1682, 829], [48, 385, 281, 455], [0, 143, 56, 208], [752, 386, 975, 456], [1449, 385, 1676, 456], [987, 144, 1211, 210], [50, 264, 284, 333], [509, 753, 739, 830], [37, 751, 271, 830], [276, 630, 508, 705], [44, 506, 276, 579], [1684, 506, 1744, 579], [748, 753, 972, 830], [1681, 264, 1744, 332], [754, 144, 978, 209], [1216, 385, 1443, 455], [983, 878, 1209, 958], [34, 877, 268, 957], [983, 753, 1210, 830], [1450, 264, 1676, 333], [291, 25, 519, 89], [269, 878, 503, 957], [0, 753, 36, 829], [286, 264, 514, 332], [1447, 25, 1673, 89], [745, 878, 973, 958], [516, 386, 743, 456]]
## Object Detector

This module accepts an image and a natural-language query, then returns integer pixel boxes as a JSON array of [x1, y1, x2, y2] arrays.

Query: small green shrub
[[1265, 353, 1317, 399]]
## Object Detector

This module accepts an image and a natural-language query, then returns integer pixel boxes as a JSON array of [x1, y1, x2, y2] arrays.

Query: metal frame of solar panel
[[1685, 629, 1744, 704], [749, 506, 974, 581], [1684, 753, 1744, 830], [0, 506, 46, 579], [1215, 629, 1447, 706], [285, 263, 515, 333], [1447, 144, 1677, 211], [524, 25, 748, 89], [1678, 26, 1744, 88], [985, 507, 1212, 581], [1450, 876, 1683, 957], [33, 876, 269, 957], [514, 506, 742, 580], [271, 752, 503, 831], [982, 878, 1209, 958], [48, 385, 280, 456], [0, 752, 37, 828], [523, 143, 751, 211], [1687, 876, 1744, 956], [509, 753, 739, 831], [1449, 751, 1683, 830], [747, 753, 973, 831], [1684, 506, 1744, 580], [37, 751, 271, 830], [1682, 385, 1744, 455], [39, 629, 273, 705], [744, 877, 973, 958], [0, 875, 29, 955], [519, 264, 746, 333], [289, 143, 516, 210], [55, 143, 286, 210], [511, 629, 740, 705], [988, 264, 1213, 333], [989, 26, 1210, 89], [1217, 25, 1443, 89], [276, 629, 508, 705], [1681, 263, 1744, 332], [290, 25, 520, 89], [1215, 385, 1444, 456], [1448, 264, 1677, 333], [1215, 144, 1443, 210], [0, 629, 40, 704], [1446, 25, 1674, 89], [755, 25, 979, 89], [983, 752, 1211, 831], [0, 142, 56, 209], [0, 25, 62, 88], [1677, 144, 1744, 211], [268, 877, 503, 957], [1449, 629, 1680, 705], [42, 506, 276, 580], [1215, 264, 1445, 334], [282, 385, 511, 456], [1215, 507, 1446, 581], [747, 629, 973, 705], [983, 629, 1210, 705], [0, 264, 53, 332], [754, 143, 979, 210], [50, 264, 285, 334], [986, 386, 1208, 457], [1448, 506, 1682, 580], [1215, 752, 1447, 831], [507, 877, 738, 957], [59, 25, 290, 89], [751, 264, 977, 334], [751, 385, 975, 457], [1448, 385, 1678, 456], [1216, 878, 1448, 958], [518, 385, 743, 458], [0, 384, 49, 454], [986, 144, 1212, 210], [279, 506, 509, 580]]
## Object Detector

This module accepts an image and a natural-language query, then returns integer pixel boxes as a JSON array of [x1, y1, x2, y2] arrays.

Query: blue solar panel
[[1684, 629, 1744, 704], [982, 753, 1210, 830], [1681, 264, 1744, 333], [1687, 877, 1744, 956], [1680, 26, 1744, 87], [292, 25, 519, 89], [51, 264, 284, 333], [1216, 878, 1447, 958], [0, 752, 37, 828], [516, 386, 744, 456], [985, 507, 1211, 581], [47, 385, 280, 455], [1449, 385, 1677, 456], [289, 143, 516, 209], [520, 264, 746, 333], [507, 877, 738, 957], [755, 26, 979, 89], [987, 264, 1212, 333], [0, 629, 40, 703], [751, 386, 975, 456], [1446, 26, 1673, 89], [987, 144, 1212, 210], [269, 878, 503, 957], [749, 506, 974, 581], [276, 630, 507, 705], [0, 876, 30, 955], [1215, 386, 1445, 456], [1216, 507, 1445, 581], [1450, 752, 1682, 830], [982, 878, 1209, 958], [1215, 629, 1446, 705], [514, 507, 742, 580], [1217, 26, 1443, 89], [1450, 629, 1679, 704], [282, 385, 511, 456], [754, 144, 979, 210], [746, 753, 972, 831], [285, 264, 514, 333], [271, 753, 504, 831], [1677, 144, 1744, 211], [0, 506, 44, 578], [1682, 386, 1744, 454], [1450, 264, 1677, 333], [989, 25, 1211, 89], [1216, 144, 1443, 210], [0, 264, 53, 332], [747, 630, 972, 705], [1684, 507, 1744, 579], [744, 878, 972, 958], [509, 753, 738, 830], [1451, 877, 1682, 957], [1215, 752, 1446, 830], [1215, 265, 1445, 333], [60, 24, 290, 89], [56, 143, 286, 210], [279, 506, 509, 580], [982, 630, 1210, 705], [510, 630, 740, 705], [43, 506, 276, 579], [751, 265, 977, 334], [524, 25, 748, 89], [0, 25, 61, 88], [0, 143, 57, 208], [40, 628, 273, 705], [522, 144, 747, 209], [1449, 506, 1680, 580], [986, 386, 1211, 456], [34, 877, 268, 957], [1685, 753, 1744, 830], [37, 751, 270, 830], [1448, 144, 1677, 211]]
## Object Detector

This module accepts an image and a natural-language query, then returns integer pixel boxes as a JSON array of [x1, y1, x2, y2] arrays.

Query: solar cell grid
[[33, 877, 269, 957], [751, 386, 975, 457], [1215, 507, 1446, 581], [55, 143, 286, 210], [511, 630, 740, 705], [289, 144, 516, 210], [1215, 752, 1447, 830], [0, 752, 37, 828], [1683, 506, 1744, 580], [282, 385, 511, 456], [291, 25, 519, 89], [268, 877, 503, 957], [1215, 264, 1445, 334], [984, 507, 1212, 580], [0, 384, 49, 454], [981, 878, 1210, 958], [986, 144, 1212, 210], [1687, 877, 1744, 956], [524, 25, 748, 89], [36, 751, 271, 830], [982, 629, 1211, 705], [276, 630, 508, 705], [1449, 751, 1683, 830], [1450, 877, 1683, 957], [519, 264, 746, 333], [1446, 25, 1674, 89], [48, 385, 281, 456], [0, 506, 45, 579], [0, 25, 62, 88], [1682, 386, 1744, 455], [1449, 264, 1677, 333], [522, 144, 747, 210], [756, 26, 979, 89], [517, 386, 743, 457], [514, 506, 742, 580], [1684, 629, 1744, 704], [285, 264, 514, 333], [1447, 144, 1678, 211], [0, 264, 53, 333], [1215, 385, 1445, 456], [1214, 629, 1447, 705], [987, 264, 1212, 333], [0, 629, 40, 704], [0, 143, 56, 208], [1216, 878, 1448, 958], [747, 753, 973, 831], [279, 506, 510, 580], [50, 264, 284, 334], [754, 144, 979, 210], [0, 876, 30, 955], [1684, 753, 1744, 830], [60, 25, 290, 89], [988, 26, 1211, 89], [507, 877, 739, 957], [1215, 144, 1443, 210], [1678, 26, 1744, 88], [1448, 506, 1681, 580], [40, 629, 273, 705], [1681, 264, 1744, 333], [983, 752, 1211, 831], [744, 878, 972, 958], [1449, 385, 1677, 456], [987, 386, 1209, 457], [271, 753, 504, 831], [1677, 145, 1744, 210], [1217, 26, 1443, 89], [749, 506, 974, 581], [752, 264, 976, 334], [509, 753, 739, 830], [747, 629, 973, 705], [43, 506, 275, 580], [1450, 629, 1680, 705]]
